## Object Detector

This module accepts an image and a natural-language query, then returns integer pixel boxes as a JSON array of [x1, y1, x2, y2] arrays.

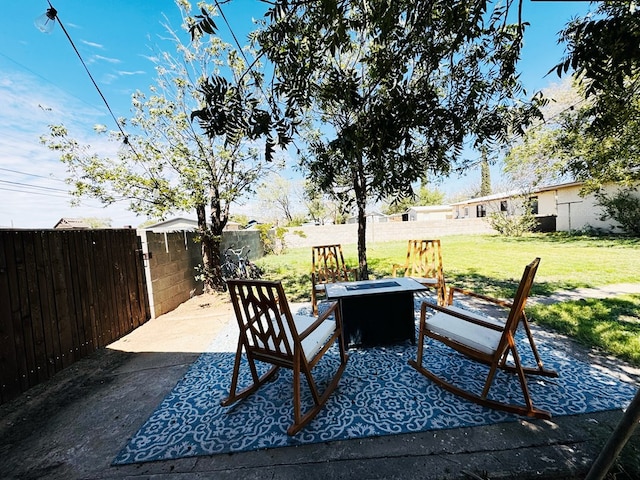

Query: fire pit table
[[325, 277, 426, 347]]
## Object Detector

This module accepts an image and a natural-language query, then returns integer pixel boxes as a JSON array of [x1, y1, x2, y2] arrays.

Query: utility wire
[[0, 186, 70, 199], [0, 179, 68, 193], [0, 167, 67, 183], [48, 4, 128, 145]]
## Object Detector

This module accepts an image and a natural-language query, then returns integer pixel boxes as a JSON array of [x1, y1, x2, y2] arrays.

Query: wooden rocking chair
[[409, 258, 558, 419], [392, 239, 446, 305], [311, 244, 358, 315], [222, 279, 349, 435]]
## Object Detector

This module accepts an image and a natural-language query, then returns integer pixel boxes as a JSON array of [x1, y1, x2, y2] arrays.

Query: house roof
[[53, 218, 91, 229], [144, 217, 242, 232], [449, 181, 583, 206], [145, 217, 198, 231]]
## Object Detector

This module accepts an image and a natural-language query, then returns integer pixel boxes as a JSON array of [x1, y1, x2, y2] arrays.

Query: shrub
[[487, 210, 537, 237], [596, 188, 640, 236]]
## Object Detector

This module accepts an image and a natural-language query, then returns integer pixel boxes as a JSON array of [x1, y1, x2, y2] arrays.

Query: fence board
[[0, 232, 20, 403], [34, 232, 59, 377], [23, 231, 48, 385], [0, 229, 150, 405]]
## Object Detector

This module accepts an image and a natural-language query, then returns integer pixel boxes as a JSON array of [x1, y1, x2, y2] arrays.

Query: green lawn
[[256, 233, 640, 365]]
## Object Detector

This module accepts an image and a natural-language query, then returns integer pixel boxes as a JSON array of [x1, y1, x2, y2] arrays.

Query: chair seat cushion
[[410, 276, 439, 286], [291, 315, 336, 361], [425, 306, 504, 355]]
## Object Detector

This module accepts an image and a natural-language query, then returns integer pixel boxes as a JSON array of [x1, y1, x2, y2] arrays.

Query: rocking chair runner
[[409, 257, 558, 419], [392, 239, 446, 305], [311, 244, 358, 315], [222, 279, 349, 435]]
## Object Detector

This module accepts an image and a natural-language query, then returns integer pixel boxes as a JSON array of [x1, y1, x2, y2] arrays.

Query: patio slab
[[1, 290, 639, 480]]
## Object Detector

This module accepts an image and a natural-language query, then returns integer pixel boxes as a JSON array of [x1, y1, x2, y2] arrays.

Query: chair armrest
[[348, 267, 359, 281], [421, 301, 504, 332], [391, 263, 405, 277], [449, 286, 513, 309], [298, 300, 340, 340]]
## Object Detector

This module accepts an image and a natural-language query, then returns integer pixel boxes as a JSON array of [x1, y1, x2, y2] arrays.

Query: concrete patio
[[1, 289, 639, 480]]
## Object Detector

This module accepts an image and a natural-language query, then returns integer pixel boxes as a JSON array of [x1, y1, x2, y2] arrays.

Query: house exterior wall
[[408, 208, 453, 222], [451, 183, 639, 233]]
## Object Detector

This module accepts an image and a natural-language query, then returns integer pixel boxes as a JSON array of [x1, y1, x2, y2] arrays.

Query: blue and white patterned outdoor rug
[[113, 300, 637, 465]]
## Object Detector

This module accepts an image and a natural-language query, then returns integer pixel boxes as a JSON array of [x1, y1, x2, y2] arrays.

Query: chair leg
[[287, 334, 349, 435], [311, 286, 318, 315], [409, 331, 552, 420], [220, 339, 280, 407]]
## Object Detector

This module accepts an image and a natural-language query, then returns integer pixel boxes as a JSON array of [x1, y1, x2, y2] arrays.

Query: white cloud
[[81, 40, 104, 49], [0, 68, 145, 229], [118, 70, 146, 76], [94, 54, 121, 64]]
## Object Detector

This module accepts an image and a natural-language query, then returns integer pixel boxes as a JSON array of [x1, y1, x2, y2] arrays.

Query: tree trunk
[[196, 204, 224, 292], [354, 156, 368, 280]]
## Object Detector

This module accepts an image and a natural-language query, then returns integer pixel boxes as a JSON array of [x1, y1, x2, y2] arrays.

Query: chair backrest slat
[[312, 244, 351, 283], [504, 257, 540, 337], [403, 239, 443, 280], [228, 279, 295, 359]]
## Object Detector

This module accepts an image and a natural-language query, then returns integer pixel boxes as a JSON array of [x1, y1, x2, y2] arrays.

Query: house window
[[464, 207, 469, 218], [476, 204, 487, 218], [500, 200, 508, 212], [529, 196, 539, 215]]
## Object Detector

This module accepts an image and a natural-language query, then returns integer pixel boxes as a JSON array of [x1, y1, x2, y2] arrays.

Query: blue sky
[[0, 1, 591, 228]]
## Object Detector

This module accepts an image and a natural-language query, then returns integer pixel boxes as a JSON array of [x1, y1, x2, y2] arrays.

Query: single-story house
[[405, 205, 454, 222], [144, 217, 241, 232], [449, 181, 638, 232], [345, 211, 388, 224]]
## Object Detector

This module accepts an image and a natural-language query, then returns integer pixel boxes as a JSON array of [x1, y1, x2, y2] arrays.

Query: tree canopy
[[254, 0, 543, 277], [549, 1, 640, 191], [41, 1, 278, 290]]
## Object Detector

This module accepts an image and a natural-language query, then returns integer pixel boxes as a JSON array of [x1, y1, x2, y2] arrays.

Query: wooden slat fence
[[0, 229, 150, 405]]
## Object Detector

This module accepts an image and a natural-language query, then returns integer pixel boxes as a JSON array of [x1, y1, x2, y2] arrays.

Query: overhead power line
[[0, 167, 67, 183], [0, 179, 68, 193]]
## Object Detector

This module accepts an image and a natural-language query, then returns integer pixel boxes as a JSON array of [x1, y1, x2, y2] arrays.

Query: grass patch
[[529, 295, 640, 366], [256, 233, 640, 300], [253, 233, 640, 365]]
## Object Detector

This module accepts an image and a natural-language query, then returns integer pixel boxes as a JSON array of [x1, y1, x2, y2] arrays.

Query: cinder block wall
[[284, 218, 494, 248], [139, 230, 203, 318], [138, 229, 263, 318], [220, 230, 264, 260]]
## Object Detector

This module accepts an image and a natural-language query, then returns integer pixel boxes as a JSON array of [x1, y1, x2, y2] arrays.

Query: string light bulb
[[34, 5, 58, 34]]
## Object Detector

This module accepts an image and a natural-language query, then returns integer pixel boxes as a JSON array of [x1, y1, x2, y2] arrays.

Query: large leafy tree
[[255, 0, 543, 278], [41, 1, 277, 291], [549, 1, 640, 191], [503, 79, 581, 189]]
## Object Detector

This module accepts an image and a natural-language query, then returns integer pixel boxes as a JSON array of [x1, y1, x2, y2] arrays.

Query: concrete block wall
[[220, 230, 264, 260], [138, 229, 263, 318], [284, 218, 495, 248], [139, 230, 204, 318]]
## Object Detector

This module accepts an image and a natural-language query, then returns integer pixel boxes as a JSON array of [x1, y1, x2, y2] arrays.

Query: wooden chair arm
[[421, 301, 504, 332], [448, 286, 513, 309], [391, 263, 405, 277], [298, 300, 341, 340], [348, 267, 359, 281]]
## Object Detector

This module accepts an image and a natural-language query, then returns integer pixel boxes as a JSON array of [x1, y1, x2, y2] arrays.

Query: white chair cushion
[[425, 307, 504, 355], [292, 315, 336, 361], [256, 314, 335, 362], [411, 276, 439, 285]]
